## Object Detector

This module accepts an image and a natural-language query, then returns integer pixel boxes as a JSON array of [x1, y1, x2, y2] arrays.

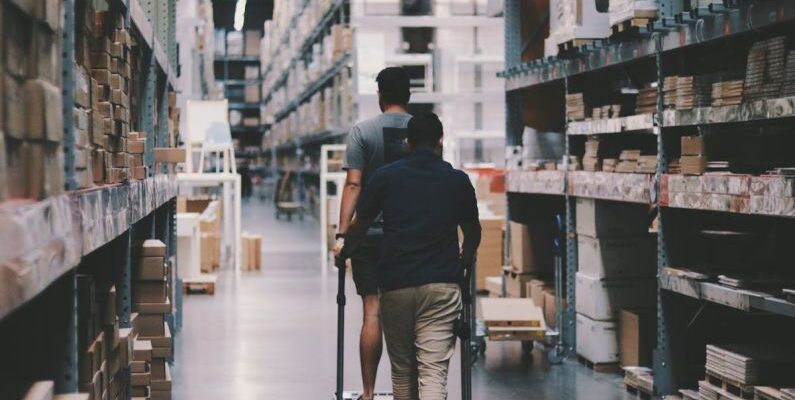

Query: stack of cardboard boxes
[[199, 200, 222, 274], [574, 198, 656, 366], [506, 222, 552, 299], [242, 232, 263, 272], [132, 239, 173, 400], [679, 136, 707, 176], [75, 4, 148, 185], [77, 277, 135, 400], [1, 0, 65, 200], [475, 217, 504, 291]]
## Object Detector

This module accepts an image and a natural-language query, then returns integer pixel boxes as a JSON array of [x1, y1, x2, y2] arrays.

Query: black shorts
[[350, 235, 382, 296]]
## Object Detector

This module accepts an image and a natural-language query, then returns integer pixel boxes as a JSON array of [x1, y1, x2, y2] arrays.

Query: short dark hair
[[376, 67, 410, 106], [407, 112, 443, 149]]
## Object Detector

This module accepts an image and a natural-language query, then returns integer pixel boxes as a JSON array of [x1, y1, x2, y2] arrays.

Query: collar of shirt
[[409, 148, 442, 160]]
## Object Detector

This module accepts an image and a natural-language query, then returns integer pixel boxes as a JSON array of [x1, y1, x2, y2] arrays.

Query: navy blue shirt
[[356, 149, 480, 292]]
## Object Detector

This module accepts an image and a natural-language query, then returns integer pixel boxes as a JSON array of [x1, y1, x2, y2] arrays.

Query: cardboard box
[[131, 372, 150, 386], [150, 358, 167, 381], [577, 235, 656, 278], [504, 270, 534, 298], [575, 272, 656, 321], [133, 280, 166, 304], [133, 340, 152, 362], [132, 166, 146, 180], [619, 308, 656, 367], [141, 239, 167, 257], [5, 138, 29, 198], [28, 142, 65, 199], [24, 79, 64, 142], [529, 279, 548, 309], [576, 313, 618, 364], [4, 74, 26, 140], [133, 298, 172, 314], [576, 198, 649, 237], [543, 290, 558, 329], [134, 314, 165, 337], [475, 218, 504, 290], [131, 360, 147, 373], [141, 323, 172, 349], [135, 256, 165, 280], [509, 222, 552, 274], [681, 136, 704, 156], [680, 155, 707, 175], [33, 26, 59, 84], [128, 139, 144, 154], [153, 148, 186, 163]]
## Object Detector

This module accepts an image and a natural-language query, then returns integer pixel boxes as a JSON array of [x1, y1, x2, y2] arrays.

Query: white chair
[[198, 121, 237, 174]]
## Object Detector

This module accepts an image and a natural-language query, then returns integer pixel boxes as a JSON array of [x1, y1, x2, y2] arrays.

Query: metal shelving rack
[[214, 30, 265, 148], [502, 0, 795, 396], [259, 0, 352, 215], [0, 0, 179, 395]]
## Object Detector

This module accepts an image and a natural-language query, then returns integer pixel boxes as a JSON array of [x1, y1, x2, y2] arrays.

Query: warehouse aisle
[[172, 201, 628, 399]]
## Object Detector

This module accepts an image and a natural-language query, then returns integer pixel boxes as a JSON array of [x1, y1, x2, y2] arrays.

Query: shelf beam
[[0, 175, 177, 323]]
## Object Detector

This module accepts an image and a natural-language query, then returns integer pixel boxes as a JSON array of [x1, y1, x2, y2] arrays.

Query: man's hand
[[332, 236, 345, 258]]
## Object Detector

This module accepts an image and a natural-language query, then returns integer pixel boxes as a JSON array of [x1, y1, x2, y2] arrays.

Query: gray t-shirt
[[343, 112, 412, 235]]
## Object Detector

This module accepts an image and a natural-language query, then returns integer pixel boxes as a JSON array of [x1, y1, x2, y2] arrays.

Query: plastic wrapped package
[[569, 171, 653, 203], [0, 195, 80, 320], [608, 0, 657, 27], [546, 0, 610, 57]]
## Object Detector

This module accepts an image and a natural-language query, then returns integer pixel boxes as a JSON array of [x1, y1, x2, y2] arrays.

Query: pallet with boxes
[[131, 239, 173, 400], [574, 198, 657, 369], [545, 0, 610, 57]]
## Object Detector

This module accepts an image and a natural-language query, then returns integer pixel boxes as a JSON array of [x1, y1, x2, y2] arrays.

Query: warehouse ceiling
[[212, 0, 273, 31]]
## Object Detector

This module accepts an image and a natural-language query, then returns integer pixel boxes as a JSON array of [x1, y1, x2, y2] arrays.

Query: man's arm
[[337, 126, 366, 235], [346, 169, 386, 239], [338, 168, 362, 235], [459, 174, 481, 267]]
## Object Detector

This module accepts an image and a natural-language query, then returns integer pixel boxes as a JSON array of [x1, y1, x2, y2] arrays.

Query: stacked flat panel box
[[574, 198, 656, 365], [132, 240, 173, 400]]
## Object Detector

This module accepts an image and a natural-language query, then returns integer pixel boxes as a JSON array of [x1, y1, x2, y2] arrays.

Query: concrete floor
[[172, 201, 629, 399]]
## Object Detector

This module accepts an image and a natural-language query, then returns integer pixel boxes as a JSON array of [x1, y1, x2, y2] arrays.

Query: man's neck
[[382, 104, 407, 114]]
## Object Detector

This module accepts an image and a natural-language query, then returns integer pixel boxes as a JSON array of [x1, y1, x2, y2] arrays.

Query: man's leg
[[360, 294, 382, 400], [381, 287, 419, 400], [350, 236, 383, 400], [414, 283, 462, 400]]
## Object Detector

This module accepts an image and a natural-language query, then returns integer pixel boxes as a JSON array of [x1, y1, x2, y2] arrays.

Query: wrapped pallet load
[[545, 0, 610, 57], [608, 0, 657, 28]]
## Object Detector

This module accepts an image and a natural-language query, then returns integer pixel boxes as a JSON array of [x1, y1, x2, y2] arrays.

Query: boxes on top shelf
[[608, 0, 657, 28], [545, 0, 610, 57]]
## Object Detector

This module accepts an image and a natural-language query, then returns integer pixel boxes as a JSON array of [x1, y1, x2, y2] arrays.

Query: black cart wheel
[[521, 341, 534, 353]]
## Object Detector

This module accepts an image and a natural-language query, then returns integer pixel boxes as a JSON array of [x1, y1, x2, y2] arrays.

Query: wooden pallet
[[625, 385, 653, 399], [577, 356, 621, 374], [557, 38, 595, 54], [611, 17, 654, 35], [183, 275, 217, 295], [706, 372, 756, 400]]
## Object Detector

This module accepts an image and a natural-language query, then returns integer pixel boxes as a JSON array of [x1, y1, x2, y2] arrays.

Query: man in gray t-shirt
[[334, 67, 411, 400]]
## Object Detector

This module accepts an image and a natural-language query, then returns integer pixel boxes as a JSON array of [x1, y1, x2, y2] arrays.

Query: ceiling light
[[234, 0, 248, 31]]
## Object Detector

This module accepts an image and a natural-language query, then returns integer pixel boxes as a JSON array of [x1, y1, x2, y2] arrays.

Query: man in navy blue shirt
[[341, 112, 482, 400]]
